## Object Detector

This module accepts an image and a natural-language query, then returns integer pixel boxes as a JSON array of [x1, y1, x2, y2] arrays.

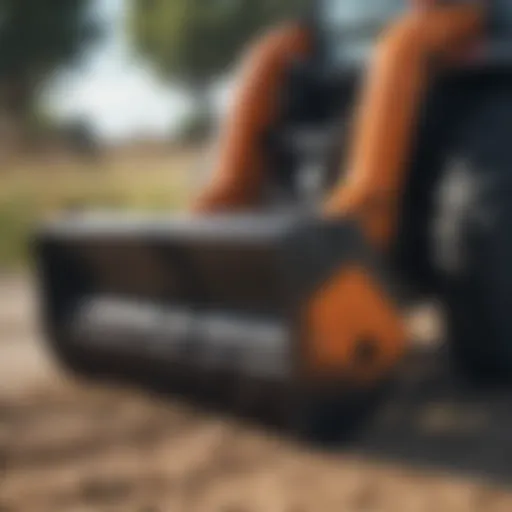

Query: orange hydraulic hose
[[324, 5, 483, 249], [193, 24, 310, 213]]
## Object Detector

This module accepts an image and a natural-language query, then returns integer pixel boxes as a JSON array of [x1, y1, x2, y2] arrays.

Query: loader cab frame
[[265, 0, 410, 204]]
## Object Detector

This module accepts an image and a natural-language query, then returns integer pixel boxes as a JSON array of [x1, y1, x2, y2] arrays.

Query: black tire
[[433, 89, 512, 382]]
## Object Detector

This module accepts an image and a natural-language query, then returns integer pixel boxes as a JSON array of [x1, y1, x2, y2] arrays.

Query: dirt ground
[[2, 276, 512, 512]]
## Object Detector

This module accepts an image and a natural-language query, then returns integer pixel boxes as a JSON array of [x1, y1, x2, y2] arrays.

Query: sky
[[46, 0, 200, 143]]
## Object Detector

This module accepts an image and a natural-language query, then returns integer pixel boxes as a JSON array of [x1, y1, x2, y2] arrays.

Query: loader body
[[35, 0, 506, 434]]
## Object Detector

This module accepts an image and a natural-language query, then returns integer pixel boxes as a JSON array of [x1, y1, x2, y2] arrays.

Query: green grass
[[0, 153, 196, 269]]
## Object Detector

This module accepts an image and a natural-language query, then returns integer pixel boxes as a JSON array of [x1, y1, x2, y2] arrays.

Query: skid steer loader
[[35, 0, 512, 438]]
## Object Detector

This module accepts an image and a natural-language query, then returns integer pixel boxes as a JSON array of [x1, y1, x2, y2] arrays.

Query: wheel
[[433, 88, 512, 382]]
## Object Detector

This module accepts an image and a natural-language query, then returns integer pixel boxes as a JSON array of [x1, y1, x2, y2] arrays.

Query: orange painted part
[[192, 24, 310, 213], [189, 7, 483, 385], [324, 5, 483, 248], [307, 266, 406, 384]]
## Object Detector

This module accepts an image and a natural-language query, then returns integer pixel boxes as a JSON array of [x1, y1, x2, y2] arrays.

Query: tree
[[131, 0, 308, 121], [0, 0, 98, 126]]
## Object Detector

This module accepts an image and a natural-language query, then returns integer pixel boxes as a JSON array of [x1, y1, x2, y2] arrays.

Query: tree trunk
[[0, 75, 36, 160]]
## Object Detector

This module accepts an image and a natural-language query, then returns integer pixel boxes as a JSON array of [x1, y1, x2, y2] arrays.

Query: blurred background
[[0, 0, 310, 269], [1, 1, 512, 511]]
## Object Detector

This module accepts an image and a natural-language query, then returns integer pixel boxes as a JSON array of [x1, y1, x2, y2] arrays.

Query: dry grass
[[0, 150, 200, 268]]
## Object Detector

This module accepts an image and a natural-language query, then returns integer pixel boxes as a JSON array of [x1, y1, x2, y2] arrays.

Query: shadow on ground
[[122, 346, 512, 488], [350, 348, 512, 486]]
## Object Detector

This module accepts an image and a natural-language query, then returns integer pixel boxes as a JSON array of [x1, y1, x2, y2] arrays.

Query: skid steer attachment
[[35, 0, 484, 438], [36, 213, 405, 438], [36, 215, 404, 382]]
